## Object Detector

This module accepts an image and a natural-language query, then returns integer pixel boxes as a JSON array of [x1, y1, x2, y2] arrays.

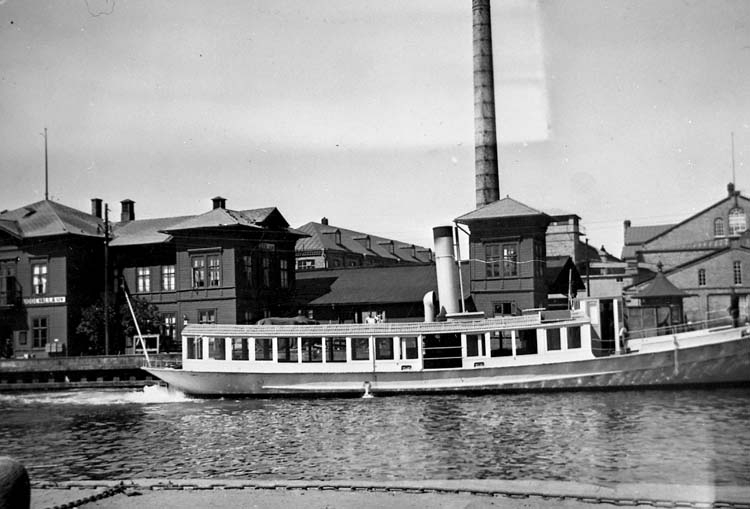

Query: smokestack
[[212, 196, 226, 210], [91, 198, 102, 218], [473, 0, 500, 209], [120, 199, 135, 222], [433, 226, 460, 316]]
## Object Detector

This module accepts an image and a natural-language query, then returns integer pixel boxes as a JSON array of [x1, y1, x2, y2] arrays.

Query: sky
[[1, 0, 748, 257]]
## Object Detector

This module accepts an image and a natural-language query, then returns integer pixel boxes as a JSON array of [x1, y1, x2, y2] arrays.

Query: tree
[[120, 295, 162, 340], [76, 295, 162, 355], [76, 299, 116, 355]]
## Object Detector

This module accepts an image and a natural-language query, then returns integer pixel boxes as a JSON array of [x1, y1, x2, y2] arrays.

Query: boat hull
[[145, 335, 750, 396]]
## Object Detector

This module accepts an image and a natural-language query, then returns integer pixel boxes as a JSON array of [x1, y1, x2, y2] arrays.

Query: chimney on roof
[[473, 0, 500, 209], [624, 219, 631, 230], [120, 199, 135, 222], [212, 196, 226, 210], [91, 198, 102, 218], [321, 217, 329, 225], [728, 182, 736, 196]]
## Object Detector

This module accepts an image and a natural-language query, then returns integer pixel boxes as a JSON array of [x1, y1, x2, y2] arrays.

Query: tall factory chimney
[[473, 0, 500, 209]]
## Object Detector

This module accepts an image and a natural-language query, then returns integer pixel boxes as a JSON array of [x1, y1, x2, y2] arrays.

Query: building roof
[[111, 207, 305, 246], [545, 256, 586, 294], [630, 270, 691, 299], [295, 221, 432, 263], [0, 200, 103, 239], [455, 196, 547, 223], [110, 215, 192, 246], [295, 263, 470, 306], [623, 223, 675, 246]]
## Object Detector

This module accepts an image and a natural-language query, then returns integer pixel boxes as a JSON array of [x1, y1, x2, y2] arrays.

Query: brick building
[[622, 183, 750, 324]]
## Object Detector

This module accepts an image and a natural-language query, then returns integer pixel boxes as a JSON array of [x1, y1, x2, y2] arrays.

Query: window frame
[[161, 265, 176, 291], [198, 309, 216, 324], [728, 208, 746, 236], [714, 217, 725, 237], [31, 261, 48, 295], [32, 316, 48, 348], [136, 266, 151, 293], [698, 268, 706, 287], [733, 261, 742, 285]]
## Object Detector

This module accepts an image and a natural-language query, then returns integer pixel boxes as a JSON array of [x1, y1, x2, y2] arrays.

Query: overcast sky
[[1, 0, 748, 256]]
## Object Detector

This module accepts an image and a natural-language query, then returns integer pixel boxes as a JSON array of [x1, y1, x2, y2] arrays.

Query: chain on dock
[[35, 480, 750, 509]]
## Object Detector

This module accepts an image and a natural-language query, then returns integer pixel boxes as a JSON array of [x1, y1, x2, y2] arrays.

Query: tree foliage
[[76, 295, 162, 355]]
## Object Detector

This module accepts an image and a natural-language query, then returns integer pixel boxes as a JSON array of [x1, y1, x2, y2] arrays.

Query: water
[[1, 386, 749, 485]]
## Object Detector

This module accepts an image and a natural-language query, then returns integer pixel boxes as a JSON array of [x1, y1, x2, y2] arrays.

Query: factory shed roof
[[295, 221, 432, 263], [295, 263, 470, 306]]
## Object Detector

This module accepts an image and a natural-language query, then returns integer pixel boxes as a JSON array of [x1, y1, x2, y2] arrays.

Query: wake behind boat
[[144, 227, 750, 397]]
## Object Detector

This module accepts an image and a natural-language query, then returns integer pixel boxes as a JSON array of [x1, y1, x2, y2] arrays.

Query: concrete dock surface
[[29, 479, 750, 509]]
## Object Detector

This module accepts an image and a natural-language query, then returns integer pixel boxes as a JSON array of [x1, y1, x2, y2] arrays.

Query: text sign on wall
[[23, 296, 66, 305]]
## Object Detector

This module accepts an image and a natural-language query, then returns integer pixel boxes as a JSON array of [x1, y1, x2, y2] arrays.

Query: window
[[280, 259, 289, 289], [698, 269, 706, 287], [485, 244, 500, 277], [208, 337, 225, 360], [242, 255, 254, 286], [351, 338, 369, 360], [567, 327, 581, 349], [297, 259, 315, 271], [494, 302, 514, 316], [301, 338, 322, 362], [466, 333, 485, 357], [262, 254, 271, 287], [325, 337, 347, 362], [714, 218, 725, 237], [734, 261, 742, 285], [136, 267, 151, 293], [207, 255, 221, 287], [32, 317, 47, 348], [375, 337, 394, 360], [400, 336, 419, 360], [728, 208, 747, 236], [187, 337, 203, 359], [162, 313, 176, 341], [161, 265, 175, 291], [503, 244, 518, 277], [32, 262, 47, 295], [546, 328, 561, 351], [232, 338, 249, 360], [254, 338, 273, 361], [192, 257, 205, 288], [516, 329, 538, 355], [490, 330, 513, 357], [18, 331, 27, 346], [277, 337, 298, 362], [198, 309, 216, 324]]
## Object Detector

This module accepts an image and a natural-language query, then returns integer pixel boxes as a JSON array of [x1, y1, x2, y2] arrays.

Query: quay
[[29, 479, 750, 509], [0, 354, 179, 391]]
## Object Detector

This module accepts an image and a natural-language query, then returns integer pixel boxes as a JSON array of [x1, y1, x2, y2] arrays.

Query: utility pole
[[104, 204, 110, 356], [43, 128, 49, 200]]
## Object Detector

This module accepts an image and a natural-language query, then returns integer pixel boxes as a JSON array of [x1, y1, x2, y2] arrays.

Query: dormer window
[[714, 218, 725, 237], [728, 208, 746, 236]]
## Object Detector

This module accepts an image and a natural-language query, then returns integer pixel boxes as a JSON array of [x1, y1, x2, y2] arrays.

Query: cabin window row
[[185, 327, 581, 362], [185, 336, 420, 362]]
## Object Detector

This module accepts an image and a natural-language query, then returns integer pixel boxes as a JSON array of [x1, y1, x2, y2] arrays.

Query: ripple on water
[[1, 387, 749, 484]]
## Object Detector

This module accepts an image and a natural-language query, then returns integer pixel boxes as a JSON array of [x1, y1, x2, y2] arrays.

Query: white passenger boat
[[143, 225, 750, 397], [144, 314, 750, 397]]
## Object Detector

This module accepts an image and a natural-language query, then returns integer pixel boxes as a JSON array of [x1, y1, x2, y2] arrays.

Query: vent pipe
[[433, 226, 460, 316], [473, 0, 500, 208]]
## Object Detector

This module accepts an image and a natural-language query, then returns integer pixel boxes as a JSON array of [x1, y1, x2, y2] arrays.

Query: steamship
[[143, 227, 750, 397]]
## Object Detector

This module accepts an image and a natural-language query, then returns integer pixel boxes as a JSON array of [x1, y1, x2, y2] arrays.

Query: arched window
[[698, 268, 706, 286], [728, 208, 747, 236], [714, 218, 725, 237]]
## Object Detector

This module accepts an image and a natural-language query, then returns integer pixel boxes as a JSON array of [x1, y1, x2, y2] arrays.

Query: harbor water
[[1, 386, 749, 486]]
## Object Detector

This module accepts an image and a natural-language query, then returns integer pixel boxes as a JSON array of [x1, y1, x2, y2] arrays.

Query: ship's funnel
[[433, 226, 460, 316]]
